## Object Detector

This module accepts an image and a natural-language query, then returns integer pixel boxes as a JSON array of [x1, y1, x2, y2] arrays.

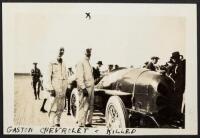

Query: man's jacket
[[46, 60, 68, 97], [76, 57, 94, 90]]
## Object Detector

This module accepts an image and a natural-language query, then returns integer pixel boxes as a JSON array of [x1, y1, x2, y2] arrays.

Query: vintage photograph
[[3, 3, 197, 135]]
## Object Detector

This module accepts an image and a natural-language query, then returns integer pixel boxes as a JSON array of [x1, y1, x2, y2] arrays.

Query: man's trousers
[[78, 86, 94, 126]]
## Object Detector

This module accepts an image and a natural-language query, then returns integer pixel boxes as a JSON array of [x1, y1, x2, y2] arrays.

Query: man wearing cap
[[108, 64, 113, 73], [114, 64, 119, 70], [146, 56, 160, 71], [67, 67, 74, 76], [46, 47, 68, 127], [93, 61, 103, 85], [76, 48, 95, 127], [170, 51, 185, 113], [31, 62, 42, 100]]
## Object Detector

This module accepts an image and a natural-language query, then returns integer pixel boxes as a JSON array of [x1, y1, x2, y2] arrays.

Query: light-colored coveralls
[[76, 57, 95, 126], [46, 60, 68, 126]]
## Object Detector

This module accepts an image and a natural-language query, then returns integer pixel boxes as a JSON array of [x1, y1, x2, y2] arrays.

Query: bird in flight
[[85, 12, 91, 20]]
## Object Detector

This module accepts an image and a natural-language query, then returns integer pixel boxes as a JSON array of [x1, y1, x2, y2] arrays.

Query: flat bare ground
[[14, 75, 105, 128]]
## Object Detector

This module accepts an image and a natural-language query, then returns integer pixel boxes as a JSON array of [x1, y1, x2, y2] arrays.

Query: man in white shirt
[[76, 48, 95, 127], [46, 47, 68, 127]]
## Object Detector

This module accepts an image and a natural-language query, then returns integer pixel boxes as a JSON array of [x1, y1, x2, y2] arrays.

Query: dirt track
[[14, 75, 105, 128]]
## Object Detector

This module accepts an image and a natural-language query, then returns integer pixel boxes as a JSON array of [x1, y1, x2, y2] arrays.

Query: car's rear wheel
[[105, 96, 129, 128], [70, 88, 79, 120]]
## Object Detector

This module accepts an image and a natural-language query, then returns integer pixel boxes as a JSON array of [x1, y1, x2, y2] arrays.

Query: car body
[[70, 67, 184, 128]]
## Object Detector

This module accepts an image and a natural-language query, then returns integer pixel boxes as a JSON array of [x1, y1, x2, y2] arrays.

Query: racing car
[[69, 67, 184, 128]]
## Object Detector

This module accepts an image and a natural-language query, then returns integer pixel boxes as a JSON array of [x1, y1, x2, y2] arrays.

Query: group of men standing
[[31, 48, 186, 127], [31, 47, 95, 127]]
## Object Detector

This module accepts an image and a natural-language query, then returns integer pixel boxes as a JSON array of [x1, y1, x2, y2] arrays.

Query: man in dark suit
[[31, 62, 42, 100], [146, 56, 160, 71], [93, 61, 103, 85], [170, 52, 186, 113]]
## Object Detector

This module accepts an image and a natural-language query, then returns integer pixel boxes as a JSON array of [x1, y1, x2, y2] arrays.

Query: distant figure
[[130, 65, 134, 68], [108, 64, 113, 73], [68, 67, 74, 76], [114, 64, 119, 70], [85, 12, 91, 19], [146, 56, 160, 71], [93, 61, 103, 85], [31, 62, 42, 100], [65, 67, 74, 115], [143, 61, 149, 68]]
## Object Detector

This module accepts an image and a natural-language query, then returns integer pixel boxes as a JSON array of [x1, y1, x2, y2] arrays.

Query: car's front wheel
[[105, 96, 129, 128]]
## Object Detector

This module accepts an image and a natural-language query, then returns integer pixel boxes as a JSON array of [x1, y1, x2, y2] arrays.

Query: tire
[[70, 88, 79, 121], [105, 96, 129, 128]]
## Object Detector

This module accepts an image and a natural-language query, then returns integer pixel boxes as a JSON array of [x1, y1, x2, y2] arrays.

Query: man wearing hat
[[114, 64, 119, 70], [31, 62, 42, 100], [170, 51, 185, 113], [67, 67, 74, 76], [164, 58, 176, 80], [93, 61, 103, 85], [146, 56, 160, 71], [76, 48, 95, 127], [46, 47, 68, 127], [108, 64, 113, 72]]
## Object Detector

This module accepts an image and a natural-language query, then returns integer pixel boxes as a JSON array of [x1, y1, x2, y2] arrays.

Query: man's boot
[[40, 99, 47, 113]]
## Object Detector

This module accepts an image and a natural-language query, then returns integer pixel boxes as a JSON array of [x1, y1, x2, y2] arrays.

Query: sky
[[3, 3, 186, 74]]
